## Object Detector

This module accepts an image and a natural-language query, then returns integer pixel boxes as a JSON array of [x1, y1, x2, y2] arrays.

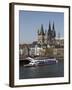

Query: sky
[[19, 10, 64, 44]]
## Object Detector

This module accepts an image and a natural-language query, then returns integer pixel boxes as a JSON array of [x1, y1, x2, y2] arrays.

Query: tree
[[45, 47, 53, 57]]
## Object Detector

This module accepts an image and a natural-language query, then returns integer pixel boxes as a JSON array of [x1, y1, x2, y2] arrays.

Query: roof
[[19, 44, 29, 49], [32, 41, 37, 45]]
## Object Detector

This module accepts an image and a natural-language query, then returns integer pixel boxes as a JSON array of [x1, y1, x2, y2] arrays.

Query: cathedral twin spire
[[48, 21, 55, 31], [38, 21, 56, 38], [48, 21, 56, 39]]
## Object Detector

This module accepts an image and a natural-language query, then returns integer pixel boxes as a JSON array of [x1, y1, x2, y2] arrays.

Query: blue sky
[[19, 10, 64, 44]]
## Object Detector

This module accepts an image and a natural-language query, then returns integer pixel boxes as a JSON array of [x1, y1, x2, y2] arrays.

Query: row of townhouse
[[19, 43, 46, 57], [19, 38, 64, 58]]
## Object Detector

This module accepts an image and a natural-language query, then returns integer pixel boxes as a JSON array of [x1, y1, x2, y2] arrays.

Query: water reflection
[[19, 60, 64, 79]]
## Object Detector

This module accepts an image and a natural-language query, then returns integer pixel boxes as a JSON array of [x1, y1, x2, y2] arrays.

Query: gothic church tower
[[37, 24, 45, 45]]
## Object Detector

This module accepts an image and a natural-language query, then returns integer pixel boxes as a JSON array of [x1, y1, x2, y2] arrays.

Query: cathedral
[[37, 22, 56, 46]]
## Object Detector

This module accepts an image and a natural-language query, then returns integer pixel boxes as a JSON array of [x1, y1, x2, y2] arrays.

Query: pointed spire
[[52, 21, 55, 30], [52, 21, 56, 38], [49, 21, 51, 30], [40, 24, 45, 35], [41, 24, 43, 31], [48, 21, 51, 36]]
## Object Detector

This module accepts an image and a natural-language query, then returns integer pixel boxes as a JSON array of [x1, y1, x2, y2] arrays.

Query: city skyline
[[19, 10, 64, 44]]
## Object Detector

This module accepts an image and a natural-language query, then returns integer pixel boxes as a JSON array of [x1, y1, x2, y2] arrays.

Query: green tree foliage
[[45, 48, 54, 57]]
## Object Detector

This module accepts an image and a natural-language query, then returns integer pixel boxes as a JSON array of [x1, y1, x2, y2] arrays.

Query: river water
[[19, 60, 64, 79]]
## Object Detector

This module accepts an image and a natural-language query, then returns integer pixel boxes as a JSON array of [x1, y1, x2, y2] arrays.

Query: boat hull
[[24, 60, 58, 67]]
